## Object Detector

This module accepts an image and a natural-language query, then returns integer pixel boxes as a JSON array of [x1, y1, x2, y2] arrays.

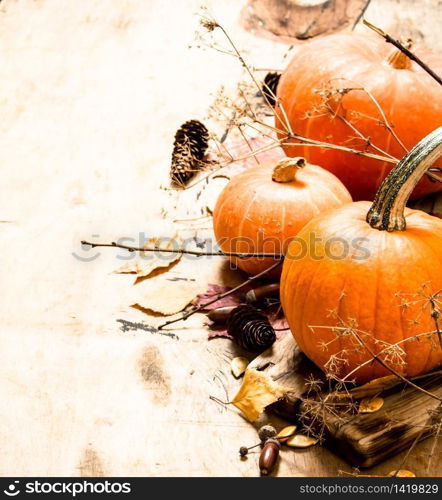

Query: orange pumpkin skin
[[280, 202, 442, 384], [275, 34, 442, 201], [213, 160, 352, 278]]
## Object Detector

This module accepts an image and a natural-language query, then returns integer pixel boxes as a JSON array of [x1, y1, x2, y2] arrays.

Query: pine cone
[[262, 72, 281, 107], [170, 119, 209, 186], [227, 305, 276, 352]]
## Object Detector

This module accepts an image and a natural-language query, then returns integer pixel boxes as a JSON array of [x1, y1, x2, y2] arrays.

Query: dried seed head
[[258, 425, 277, 442]]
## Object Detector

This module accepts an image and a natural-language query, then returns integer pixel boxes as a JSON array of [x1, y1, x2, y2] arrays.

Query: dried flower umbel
[[227, 305, 276, 352]]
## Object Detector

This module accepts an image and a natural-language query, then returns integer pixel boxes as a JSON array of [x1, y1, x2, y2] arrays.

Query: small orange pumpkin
[[275, 33, 442, 201], [280, 128, 442, 383], [213, 157, 352, 277]]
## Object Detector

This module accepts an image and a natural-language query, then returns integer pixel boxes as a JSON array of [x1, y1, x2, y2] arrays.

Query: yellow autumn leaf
[[231, 369, 291, 422], [133, 283, 200, 316], [114, 234, 182, 281], [359, 396, 384, 413], [347, 375, 399, 399]]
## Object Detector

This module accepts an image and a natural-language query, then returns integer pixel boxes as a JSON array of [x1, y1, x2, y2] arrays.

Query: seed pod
[[170, 119, 209, 186], [227, 305, 276, 352], [259, 438, 280, 476], [244, 283, 280, 305], [262, 72, 281, 107], [207, 306, 236, 323]]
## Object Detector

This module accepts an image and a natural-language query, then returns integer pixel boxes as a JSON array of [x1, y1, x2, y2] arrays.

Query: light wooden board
[[0, 0, 441, 477]]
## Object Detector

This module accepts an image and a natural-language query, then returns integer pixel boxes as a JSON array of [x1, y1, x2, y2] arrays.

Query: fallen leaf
[[387, 470, 416, 477], [359, 396, 384, 414], [133, 283, 200, 316], [286, 435, 318, 448], [277, 425, 297, 442], [231, 357, 249, 378], [114, 234, 182, 281], [232, 368, 291, 422]]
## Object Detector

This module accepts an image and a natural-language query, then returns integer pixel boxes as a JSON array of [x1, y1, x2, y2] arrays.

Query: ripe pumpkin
[[213, 157, 352, 278], [280, 128, 442, 383], [275, 33, 442, 201]]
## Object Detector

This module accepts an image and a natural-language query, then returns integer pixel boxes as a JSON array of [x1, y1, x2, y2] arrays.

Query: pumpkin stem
[[367, 127, 442, 232], [387, 39, 413, 70], [272, 157, 306, 183]]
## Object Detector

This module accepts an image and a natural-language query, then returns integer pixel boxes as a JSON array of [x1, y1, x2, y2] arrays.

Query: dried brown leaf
[[133, 283, 200, 316], [232, 368, 291, 422]]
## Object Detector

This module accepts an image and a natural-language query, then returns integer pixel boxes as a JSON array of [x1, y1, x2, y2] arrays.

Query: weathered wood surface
[[0, 0, 441, 477]]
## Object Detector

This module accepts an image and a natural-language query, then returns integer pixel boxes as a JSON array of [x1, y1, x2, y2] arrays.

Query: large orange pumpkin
[[275, 33, 442, 201], [280, 128, 442, 383], [213, 157, 352, 277]]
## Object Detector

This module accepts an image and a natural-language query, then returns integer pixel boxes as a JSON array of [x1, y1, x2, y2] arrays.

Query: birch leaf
[[232, 368, 291, 422], [133, 283, 199, 316]]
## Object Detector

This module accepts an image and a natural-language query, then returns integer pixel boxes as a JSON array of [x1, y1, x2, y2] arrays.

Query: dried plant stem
[[81, 240, 283, 259], [363, 19, 442, 87], [157, 259, 283, 330], [351, 330, 442, 402]]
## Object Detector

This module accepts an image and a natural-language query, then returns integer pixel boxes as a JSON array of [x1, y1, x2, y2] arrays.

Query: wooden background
[[0, 0, 441, 476]]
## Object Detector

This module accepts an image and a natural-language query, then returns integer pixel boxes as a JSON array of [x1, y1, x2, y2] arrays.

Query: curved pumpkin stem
[[272, 157, 306, 183], [367, 127, 442, 232]]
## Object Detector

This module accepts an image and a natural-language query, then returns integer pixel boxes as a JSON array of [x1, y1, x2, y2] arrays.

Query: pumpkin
[[213, 157, 352, 278], [280, 128, 442, 383], [275, 33, 442, 201]]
